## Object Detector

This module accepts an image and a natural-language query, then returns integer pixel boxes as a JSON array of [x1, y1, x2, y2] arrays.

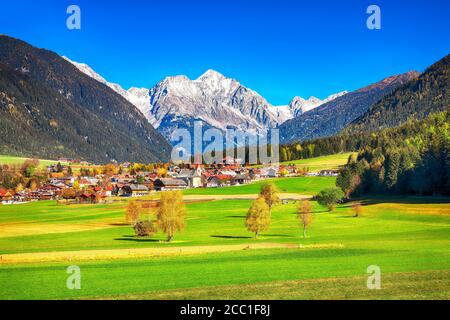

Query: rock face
[[0, 35, 172, 163], [279, 71, 421, 143]]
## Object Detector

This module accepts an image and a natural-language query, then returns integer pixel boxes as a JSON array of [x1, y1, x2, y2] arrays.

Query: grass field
[[0, 173, 449, 300], [281, 153, 354, 171], [250, 153, 354, 171], [183, 176, 335, 195], [0, 154, 69, 168]]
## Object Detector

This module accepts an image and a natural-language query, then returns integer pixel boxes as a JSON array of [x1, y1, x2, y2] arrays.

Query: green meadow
[[0, 154, 68, 168], [0, 173, 449, 299], [183, 176, 334, 195], [281, 153, 355, 171], [251, 153, 354, 171], [0, 152, 449, 300]]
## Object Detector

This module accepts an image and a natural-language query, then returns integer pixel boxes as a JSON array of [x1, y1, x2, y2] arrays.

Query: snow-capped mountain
[[147, 69, 283, 138], [124, 87, 158, 126], [63, 56, 127, 96], [63, 56, 157, 125], [64, 57, 346, 141], [270, 92, 348, 123]]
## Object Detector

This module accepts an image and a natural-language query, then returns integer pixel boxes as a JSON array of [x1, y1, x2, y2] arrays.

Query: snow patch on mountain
[[64, 56, 346, 140], [269, 91, 348, 122], [63, 56, 157, 125]]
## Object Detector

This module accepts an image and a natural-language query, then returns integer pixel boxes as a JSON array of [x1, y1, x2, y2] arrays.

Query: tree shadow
[[351, 196, 450, 206], [210, 235, 252, 239], [226, 215, 246, 218], [109, 223, 129, 226], [291, 210, 329, 214], [114, 236, 160, 242]]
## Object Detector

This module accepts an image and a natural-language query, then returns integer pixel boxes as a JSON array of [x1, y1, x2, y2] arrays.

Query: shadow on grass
[[226, 215, 246, 218], [350, 196, 450, 206], [114, 236, 160, 242], [291, 210, 330, 214], [109, 223, 129, 226], [210, 235, 252, 239]]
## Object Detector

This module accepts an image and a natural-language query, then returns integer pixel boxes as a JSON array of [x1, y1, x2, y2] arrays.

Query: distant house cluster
[[0, 159, 301, 205], [306, 170, 339, 177]]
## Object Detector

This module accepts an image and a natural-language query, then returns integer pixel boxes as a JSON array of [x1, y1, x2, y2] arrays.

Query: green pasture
[[0, 154, 68, 168], [282, 153, 354, 170], [0, 185, 449, 299], [183, 176, 335, 195]]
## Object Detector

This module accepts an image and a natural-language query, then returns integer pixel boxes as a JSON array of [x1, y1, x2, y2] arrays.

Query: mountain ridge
[[345, 54, 449, 134], [279, 71, 421, 143], [65, 58, 346, 140], [0, 35, 171, 163]]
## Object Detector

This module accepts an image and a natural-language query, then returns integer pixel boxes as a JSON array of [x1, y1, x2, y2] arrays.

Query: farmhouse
[[121, 184, 149, 197], [206, 174, 233, 187], [79, 193, 97, 204], [0, 189, 13, 204], [260, 167, 278, 178], [154, 178, 187, 191]]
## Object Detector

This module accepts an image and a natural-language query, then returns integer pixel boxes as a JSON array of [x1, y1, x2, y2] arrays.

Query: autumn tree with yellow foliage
[[259, 183, 280, 215], [156, 167, 168, 178], [125, 201, 157, 237], [156, 191, 186, 242], [125, 201, 140, 225], [298, 200, 313, 238], [245, 197, 271, 239]]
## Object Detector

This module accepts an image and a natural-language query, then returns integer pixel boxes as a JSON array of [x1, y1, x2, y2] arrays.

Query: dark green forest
[[337, 111, 449, 196], [280, 54, 449, 163]]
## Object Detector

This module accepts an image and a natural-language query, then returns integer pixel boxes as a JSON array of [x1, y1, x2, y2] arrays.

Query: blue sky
[[1, 0, 449, 105]]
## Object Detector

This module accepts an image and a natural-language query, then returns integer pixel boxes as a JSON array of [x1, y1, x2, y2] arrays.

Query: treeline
[[336, 111, 450, 197], [280, 110, 450, 163], [280, 129, 375, 162], [280, 55, 449, 163]]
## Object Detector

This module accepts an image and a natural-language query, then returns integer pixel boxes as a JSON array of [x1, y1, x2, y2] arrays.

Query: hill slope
[[345, 54, 449, 134], [279, 71, 420, 143], [0, 36, 171, 163]]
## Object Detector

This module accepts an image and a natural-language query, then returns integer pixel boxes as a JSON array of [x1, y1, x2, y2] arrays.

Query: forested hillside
[[0, 36, 171, 163], [279, 71, 419, 143], [346, 54, 449, 134], [337, 111, 449, 196], [280, 54, 449, 163]]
